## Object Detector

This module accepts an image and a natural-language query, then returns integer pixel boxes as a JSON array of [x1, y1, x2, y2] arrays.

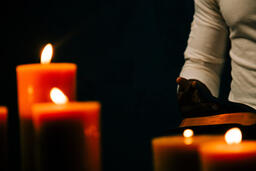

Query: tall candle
[[32, 88, 101, 171], [152, 129, 222, 171], [0, 106, 7, 171], [16, 44, 77, 171], [199, 127, 256, 171]]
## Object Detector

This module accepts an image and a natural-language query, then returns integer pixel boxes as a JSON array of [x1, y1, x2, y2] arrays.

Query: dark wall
[[4, 0, 195, 170]]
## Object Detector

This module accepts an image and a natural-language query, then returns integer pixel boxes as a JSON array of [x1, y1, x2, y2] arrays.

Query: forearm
[[180, 56, 224, 97], [179, 0, 229, 97]]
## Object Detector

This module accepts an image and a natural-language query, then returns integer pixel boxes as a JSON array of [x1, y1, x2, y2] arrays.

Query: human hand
[[176, 77, 256, 118]]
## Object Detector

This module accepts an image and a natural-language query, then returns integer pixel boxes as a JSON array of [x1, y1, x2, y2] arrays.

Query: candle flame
[[225, 127, 242, 144], [50, 87, 69, 104], [183, 129, 194, 138], [41, 43, 53, 64], [183, 129, 193, 145]]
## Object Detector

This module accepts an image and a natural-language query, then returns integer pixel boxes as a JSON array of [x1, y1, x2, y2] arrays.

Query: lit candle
[[152, 129, 222, 171], [0, 106, 7, 171], [0, 106, 7, 125], [199, 127, 256, 171], [32, 88, 101, 171], [16, 43, 77, 171]]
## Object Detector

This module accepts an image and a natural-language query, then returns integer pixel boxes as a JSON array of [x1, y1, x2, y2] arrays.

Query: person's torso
[[218, 0, 256, 108]]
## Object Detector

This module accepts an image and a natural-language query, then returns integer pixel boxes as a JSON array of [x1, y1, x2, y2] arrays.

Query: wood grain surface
[[179, 113, 256, 127]]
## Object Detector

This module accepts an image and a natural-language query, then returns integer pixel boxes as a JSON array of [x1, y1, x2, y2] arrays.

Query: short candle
[[0, 106, 7, 171], [152, 129, 222, 171], [199, 127, 256, 171], [32, 88, 101, 171]]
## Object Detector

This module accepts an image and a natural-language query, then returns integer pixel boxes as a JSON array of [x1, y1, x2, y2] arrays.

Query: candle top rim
[[32, 101, 100, 128], [200, 140, 256, 154], [32, 101, 101, 113], [16, 63, 77, 71]]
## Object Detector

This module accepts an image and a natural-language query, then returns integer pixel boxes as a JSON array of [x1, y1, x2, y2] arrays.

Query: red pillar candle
[[152, 129, 222, 171], [0, 106, 7, 124], [16, 44, 77, 171], [199, 128, 256, 171], [0, 106, 7, 171], [32, 88, 101, 171]]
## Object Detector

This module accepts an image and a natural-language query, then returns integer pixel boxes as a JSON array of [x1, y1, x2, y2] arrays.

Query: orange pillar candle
[[152, 129, 222, 171], [16, 44, 77, 171], [0, 106, 7, 171], [199, 127, 256, 171], [32, 88, 101, 171]]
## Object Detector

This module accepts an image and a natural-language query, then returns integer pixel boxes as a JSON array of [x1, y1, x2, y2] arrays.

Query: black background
[[3, 0, 230, 171]]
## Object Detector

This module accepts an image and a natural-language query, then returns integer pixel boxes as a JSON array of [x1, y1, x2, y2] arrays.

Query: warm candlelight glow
[[225, 127, 242, 144], [183, 129, 194, 145], [50, 87, 69, 104], [183, 129, 194, 138], [41, 43, 53, 64]]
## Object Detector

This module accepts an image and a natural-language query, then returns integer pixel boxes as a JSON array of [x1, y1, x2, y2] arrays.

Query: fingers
[[176, 77, 187, 85], [176, 77, 191, 92], [190, 79, 215, 100], [191, 80, 197, 87]]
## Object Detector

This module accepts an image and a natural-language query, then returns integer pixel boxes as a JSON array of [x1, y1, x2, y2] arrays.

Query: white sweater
[[180, 0, 256, 109]]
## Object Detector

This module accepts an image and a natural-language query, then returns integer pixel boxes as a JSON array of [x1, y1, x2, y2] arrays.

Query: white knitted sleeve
[[180, 0, 229, 97]]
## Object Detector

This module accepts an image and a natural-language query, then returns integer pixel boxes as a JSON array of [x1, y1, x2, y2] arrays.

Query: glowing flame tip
[[50, 87, 69, 104], [183, 129, 194, 138], [41, 43, 53, 64], [225, 127, 242, 144]]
